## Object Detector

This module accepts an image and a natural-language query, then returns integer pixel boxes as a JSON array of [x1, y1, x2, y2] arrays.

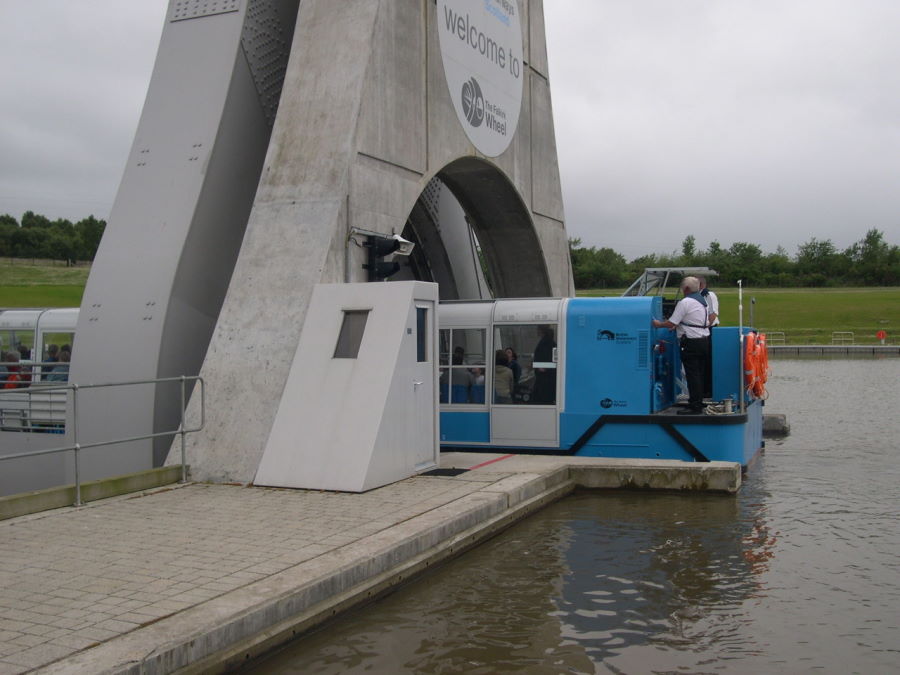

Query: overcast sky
[[1, 1, 897, 259]]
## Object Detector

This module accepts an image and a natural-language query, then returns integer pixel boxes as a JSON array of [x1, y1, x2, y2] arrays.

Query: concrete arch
[[437, 157, 552, 299], [401, 159, 553, 301]]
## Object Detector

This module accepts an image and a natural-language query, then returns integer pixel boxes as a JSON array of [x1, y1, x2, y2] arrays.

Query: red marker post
[[876, 329, 887, 345]]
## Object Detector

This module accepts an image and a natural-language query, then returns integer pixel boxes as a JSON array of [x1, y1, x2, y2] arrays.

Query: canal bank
[[0, 454, 738, 674]]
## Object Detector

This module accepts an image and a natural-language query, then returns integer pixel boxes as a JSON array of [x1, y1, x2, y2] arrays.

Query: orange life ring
[[757, 333, 769, 385], [743, 333, 758, 392], [743, 332, 769, 399]]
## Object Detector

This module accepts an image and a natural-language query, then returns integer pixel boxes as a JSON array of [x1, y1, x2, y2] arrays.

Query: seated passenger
[[2, 352, 28, 389], [494, 350, 514, 404], [470, 367, 486, 404], [505, 347, 521, 388], [46, 349, 70, 382], [43, 344, 59, 376], [450, 352, 474, 403]]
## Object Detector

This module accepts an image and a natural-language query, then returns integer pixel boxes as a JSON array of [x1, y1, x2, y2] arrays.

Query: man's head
[[682, 276, 700, 294], [696, 276, 707, 290]]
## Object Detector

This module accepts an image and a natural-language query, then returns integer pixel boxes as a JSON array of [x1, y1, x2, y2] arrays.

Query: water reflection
[[555, 490, 775, 667], [251, 357, 899, 673]]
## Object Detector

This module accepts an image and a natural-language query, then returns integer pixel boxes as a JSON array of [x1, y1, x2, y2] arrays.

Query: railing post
[[180, 376, 187, 484], [72, 383, 82, 506]]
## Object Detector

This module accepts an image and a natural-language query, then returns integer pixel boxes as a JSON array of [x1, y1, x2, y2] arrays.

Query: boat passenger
[[46, 350, 70, 382], [531, 326, 556, 404], [505, 347, 521, 387], [652, 276, 709, 414], [2, 352, 28, 389], [493, 350, 514, 404]]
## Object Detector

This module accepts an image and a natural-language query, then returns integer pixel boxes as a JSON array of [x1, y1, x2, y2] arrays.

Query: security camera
[[391, 233, 415, 257]]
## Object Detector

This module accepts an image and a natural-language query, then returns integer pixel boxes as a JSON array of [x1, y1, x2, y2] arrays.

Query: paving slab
[[0, 454, 739, 674]]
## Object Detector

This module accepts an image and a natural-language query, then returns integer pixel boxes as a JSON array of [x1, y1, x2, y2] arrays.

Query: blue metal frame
[[438, 298, 764, 466]]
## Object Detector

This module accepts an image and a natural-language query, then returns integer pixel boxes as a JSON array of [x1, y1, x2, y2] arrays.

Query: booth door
[[412, 303, 437, 468]]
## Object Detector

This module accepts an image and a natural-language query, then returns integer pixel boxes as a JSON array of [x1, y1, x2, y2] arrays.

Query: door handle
[[413, 381, 424, 387]]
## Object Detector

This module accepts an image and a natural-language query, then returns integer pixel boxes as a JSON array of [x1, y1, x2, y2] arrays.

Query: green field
[[579, 286, 899, 345], [0, 260, 90, 308], [1, 263, 896, 345]]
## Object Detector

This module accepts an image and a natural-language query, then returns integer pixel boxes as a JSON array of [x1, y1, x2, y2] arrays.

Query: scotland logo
[[461, 77, 484, 127]]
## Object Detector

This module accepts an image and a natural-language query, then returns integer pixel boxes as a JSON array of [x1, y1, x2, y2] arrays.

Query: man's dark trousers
[[681, 336, 710, 412]]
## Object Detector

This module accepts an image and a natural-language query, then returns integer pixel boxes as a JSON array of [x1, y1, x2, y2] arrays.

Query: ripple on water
[[249, 358, 899, 673]]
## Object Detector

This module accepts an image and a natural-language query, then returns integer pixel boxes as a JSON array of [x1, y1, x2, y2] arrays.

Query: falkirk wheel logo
[[461, 77, 485, 127]]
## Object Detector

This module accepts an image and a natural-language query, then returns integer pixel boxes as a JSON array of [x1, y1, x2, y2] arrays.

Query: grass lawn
[[580, 286, 899, 345], [0, 260, 90, 308]]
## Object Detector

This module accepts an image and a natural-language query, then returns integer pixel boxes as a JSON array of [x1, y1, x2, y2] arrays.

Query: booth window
[[334, 310, 370, 358], [439, 328, 486, 404], [416, 307, 428, 362]]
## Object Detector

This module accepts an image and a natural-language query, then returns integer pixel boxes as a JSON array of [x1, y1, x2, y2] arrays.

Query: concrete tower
[[71, 0, 571, 486]]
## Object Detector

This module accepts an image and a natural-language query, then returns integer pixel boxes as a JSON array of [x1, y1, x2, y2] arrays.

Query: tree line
[[570, 229, 900, 289], [2, 210, 897, 289], [0, 211, 106, 264]]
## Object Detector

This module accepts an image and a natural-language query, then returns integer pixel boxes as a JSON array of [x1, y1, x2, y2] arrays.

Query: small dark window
[[334, 310, 370, 358], [416, 307, 428, 362]]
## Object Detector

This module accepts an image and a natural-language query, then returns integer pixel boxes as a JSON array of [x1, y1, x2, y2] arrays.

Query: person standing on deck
[[652, 276, 709, 414], [698, 276, 719, 398]]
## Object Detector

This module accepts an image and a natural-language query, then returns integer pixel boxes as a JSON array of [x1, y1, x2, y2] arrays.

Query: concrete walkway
[[0, 454, 739, 674]]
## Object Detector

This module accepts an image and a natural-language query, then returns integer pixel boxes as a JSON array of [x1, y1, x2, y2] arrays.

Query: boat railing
[[831, 331, 855, 345], [0, 375, 205, 506]]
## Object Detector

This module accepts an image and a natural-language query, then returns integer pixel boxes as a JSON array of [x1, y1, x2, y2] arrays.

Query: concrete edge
[[0, 466, 186, 521], [32, 461, 741, 674], [33, 474, 575, 675], [568, 462, 741, 493]]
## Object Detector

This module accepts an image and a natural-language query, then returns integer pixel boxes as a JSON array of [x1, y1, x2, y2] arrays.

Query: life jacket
[[680, 292, 710, 329]]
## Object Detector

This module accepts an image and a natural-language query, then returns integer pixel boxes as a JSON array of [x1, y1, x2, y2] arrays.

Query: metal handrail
[[0, 375, 205, 506]]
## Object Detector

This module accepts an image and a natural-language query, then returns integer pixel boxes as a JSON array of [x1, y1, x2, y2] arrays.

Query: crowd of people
[[0, 343, 71, 389], [441, 327, 556, 406]]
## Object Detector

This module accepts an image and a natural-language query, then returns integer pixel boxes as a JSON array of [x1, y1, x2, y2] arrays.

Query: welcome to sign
[[437, 0, 524, 157]]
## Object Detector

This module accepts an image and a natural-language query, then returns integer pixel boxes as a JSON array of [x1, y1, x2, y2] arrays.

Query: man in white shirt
[[652, 276, 710, 414], [698, 276, 718, 397], [698, 276, 719, 326]]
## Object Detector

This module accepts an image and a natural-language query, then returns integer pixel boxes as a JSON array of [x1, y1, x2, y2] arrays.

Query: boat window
[[494, 324, 557, 405], [1, 330, 33, 360], [439, 328, 486, 405]]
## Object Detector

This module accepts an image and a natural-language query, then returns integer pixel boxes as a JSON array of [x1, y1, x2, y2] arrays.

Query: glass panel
[[416, 307, 428, 362], [439, 366, 449, 403], [494, 324, 557, 405], [333, 310, 370, 359], [1, 330, 35, 388], [451, 329, 486, 366], [1, 330, 34, 360], [439, 329, 451, 367], [39, 333, 74, 382], [440, 328, 487, 405]]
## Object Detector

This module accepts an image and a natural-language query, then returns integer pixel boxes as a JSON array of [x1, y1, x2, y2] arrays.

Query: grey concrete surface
[[0, 454, 738, 674], [762, 414, 791, 437], [182, 0, 573, 487]]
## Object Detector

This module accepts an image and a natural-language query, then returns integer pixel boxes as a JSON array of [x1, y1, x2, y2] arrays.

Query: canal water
[[252, 357, 899, 674]]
